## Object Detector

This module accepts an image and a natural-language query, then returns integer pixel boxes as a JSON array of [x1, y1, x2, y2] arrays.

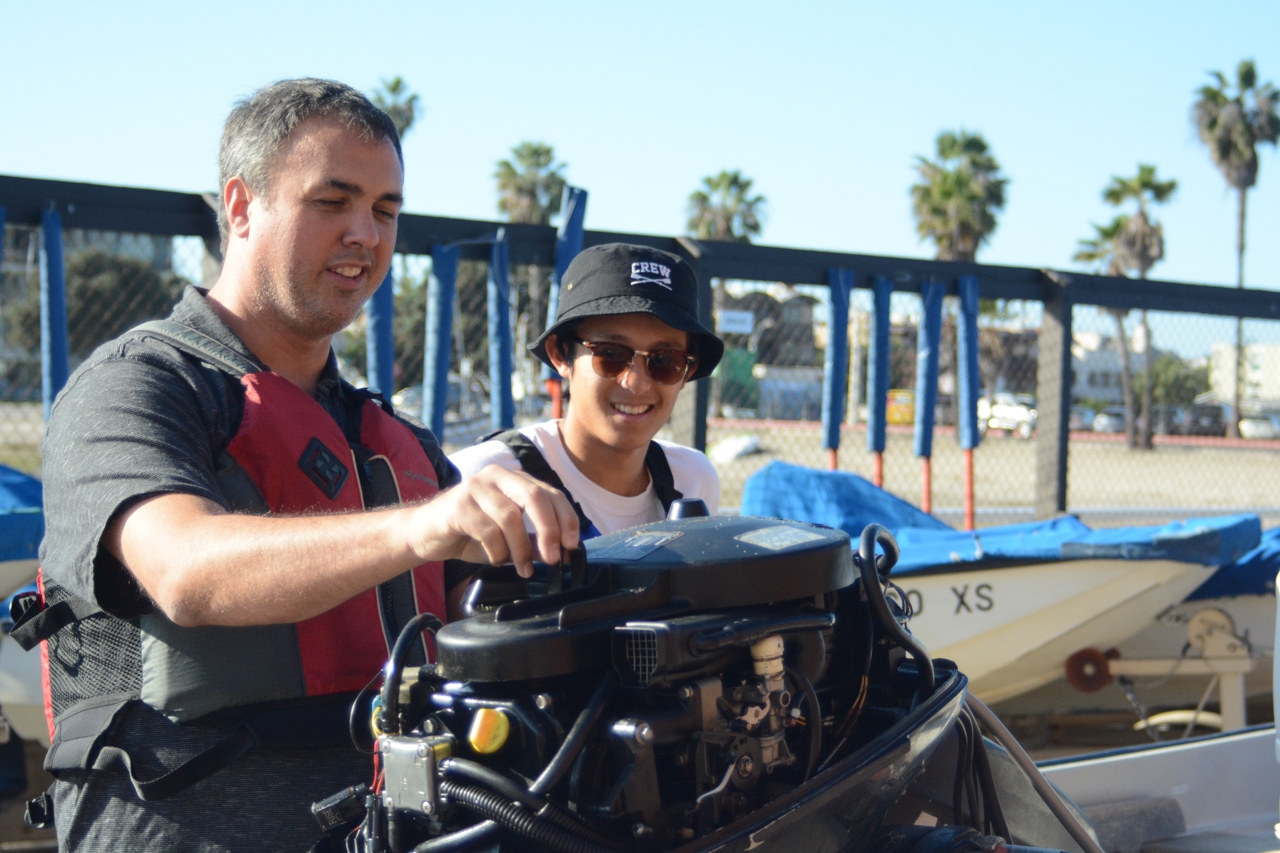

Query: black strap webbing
[[643, 441, 684, 512], [9, 592, 98, 652], [485, 430, 593, 531], [47, 692, 355, 801], [133, 319, 261, 377], [483, 430, 684, 529], [93, 729, 257, 801]]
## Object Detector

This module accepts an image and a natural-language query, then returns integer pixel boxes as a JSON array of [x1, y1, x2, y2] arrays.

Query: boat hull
[[896, 558, 1215, 704]]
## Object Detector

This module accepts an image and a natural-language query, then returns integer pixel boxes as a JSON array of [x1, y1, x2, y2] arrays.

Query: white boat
[[741, 461, 1262, 712], [995, 529, 1279, 726], [888, 552, 1223, 705]]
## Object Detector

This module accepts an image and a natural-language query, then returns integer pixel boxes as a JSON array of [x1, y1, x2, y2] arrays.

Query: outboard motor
[[314, 517, 1092, 853]]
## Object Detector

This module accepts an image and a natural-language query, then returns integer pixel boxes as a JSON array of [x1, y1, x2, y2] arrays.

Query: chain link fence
[[700, 282, 1041, 525], [5, 206, 1280, 532], [1066, 304, 1280, 528]]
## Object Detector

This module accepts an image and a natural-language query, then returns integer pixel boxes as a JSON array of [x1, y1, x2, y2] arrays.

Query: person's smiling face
[[552, 313, 691, 454], [244, 116, 403, 340]]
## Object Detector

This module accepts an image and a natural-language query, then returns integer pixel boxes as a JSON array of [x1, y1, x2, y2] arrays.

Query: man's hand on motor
[[412, 466, 579, 577]]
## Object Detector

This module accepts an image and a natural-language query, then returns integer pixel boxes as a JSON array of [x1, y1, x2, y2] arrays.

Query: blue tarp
[[741, 460, 949, 534], [1186, 526, 1280, 600], [0, 466, 42, 563], [741, 462, 1262, 578]]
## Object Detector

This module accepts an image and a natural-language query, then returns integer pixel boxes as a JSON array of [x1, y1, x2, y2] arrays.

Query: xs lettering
[[951, 583, 994, 614]]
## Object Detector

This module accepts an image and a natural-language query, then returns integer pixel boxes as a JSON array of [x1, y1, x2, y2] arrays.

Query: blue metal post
[[423, 245, 458, 439], [957, 275, 981, 530], [913, 280, 945, 514], [365, 268, 395, 395], [957, 276, 981, 450], [822, 268, 853, 468], [913, 282, 945, 459], [542, 186, 588, 382], [866, 276, 893, 485], [40, 210, 69, 419], [488, 231, 515, 431]]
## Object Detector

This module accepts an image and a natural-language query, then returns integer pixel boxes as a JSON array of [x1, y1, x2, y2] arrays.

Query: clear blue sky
[[3, 1, 1278, 294]]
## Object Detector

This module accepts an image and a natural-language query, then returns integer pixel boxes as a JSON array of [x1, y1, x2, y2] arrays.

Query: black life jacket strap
[[643, 441, 684, 514], [134, 319, 262, 378], [9, 590, 97, 652], [484, 429, 594, 532], [483, 429, 685, 524], [46, 692, 356, 802], [346, 396, 428, 666]]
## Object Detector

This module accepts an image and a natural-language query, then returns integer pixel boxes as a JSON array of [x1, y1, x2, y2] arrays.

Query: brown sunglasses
[[571, 338, 698, 386]]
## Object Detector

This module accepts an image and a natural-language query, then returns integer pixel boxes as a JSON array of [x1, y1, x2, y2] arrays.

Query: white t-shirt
[[449, 420, 719, 536]]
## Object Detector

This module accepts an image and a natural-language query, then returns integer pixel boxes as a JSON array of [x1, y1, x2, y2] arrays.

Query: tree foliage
[[1103, 164, 1176, 280], [911, 131, 1007, 262], [370, 77, 420, 139], [1132, 354, 1210, 410], [1192, 60, 1279, 193], [6, 250, 187, 361], [687, 171, 765, 242], [495, 143, 566, 226]]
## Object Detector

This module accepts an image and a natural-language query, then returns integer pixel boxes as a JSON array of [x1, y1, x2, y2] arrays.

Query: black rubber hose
[[380, 612, 444, 735], [857, 524, 935, 701], [951, 710, 970, 826], [967, 708, 1011, 841], [426, 781, 626, 853], [784, 665, 822, 782], [532, 671, 618, 794], [439, 759, 615, 848], [414, 672, 620, 852], [440, 758, 546, 810], [964, 693, 1105, 853]]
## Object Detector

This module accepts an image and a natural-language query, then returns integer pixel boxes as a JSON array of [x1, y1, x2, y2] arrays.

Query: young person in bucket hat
[[451, 242, 724, 538]]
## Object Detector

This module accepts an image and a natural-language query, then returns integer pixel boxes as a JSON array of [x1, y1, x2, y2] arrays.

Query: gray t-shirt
[[40, 286, 458, 852]]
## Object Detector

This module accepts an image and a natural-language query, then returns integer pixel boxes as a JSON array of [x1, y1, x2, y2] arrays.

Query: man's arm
[[106, 464, 577, 628]]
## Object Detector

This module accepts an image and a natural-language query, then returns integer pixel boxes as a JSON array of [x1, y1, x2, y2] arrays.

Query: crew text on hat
[[630, 261, 672, 290]]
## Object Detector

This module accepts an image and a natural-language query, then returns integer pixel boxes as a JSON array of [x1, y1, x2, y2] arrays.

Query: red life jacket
[[14, 320, 447, 801], [130, 368, 447, 723]]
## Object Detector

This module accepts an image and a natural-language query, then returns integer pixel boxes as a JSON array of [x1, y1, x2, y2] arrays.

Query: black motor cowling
[[435, 515, 853, 683]]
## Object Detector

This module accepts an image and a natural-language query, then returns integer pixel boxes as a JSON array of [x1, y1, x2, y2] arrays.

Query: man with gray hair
[[31, 78, 577, 851]]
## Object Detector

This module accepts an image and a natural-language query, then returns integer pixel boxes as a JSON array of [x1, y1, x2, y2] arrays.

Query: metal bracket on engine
[[598, 718, 663, 827], [380, 735, 452, 815]]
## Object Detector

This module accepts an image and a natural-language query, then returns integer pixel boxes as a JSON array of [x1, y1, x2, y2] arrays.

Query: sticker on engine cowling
[[590, 530, 683, 561], [736, 525, 827, 551]]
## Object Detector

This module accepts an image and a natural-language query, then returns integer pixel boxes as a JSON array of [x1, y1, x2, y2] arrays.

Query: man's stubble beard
[[251, 258, 369, 341]]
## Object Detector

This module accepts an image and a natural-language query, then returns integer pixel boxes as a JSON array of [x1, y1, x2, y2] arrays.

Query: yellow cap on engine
[[468, 708, 510, 755]]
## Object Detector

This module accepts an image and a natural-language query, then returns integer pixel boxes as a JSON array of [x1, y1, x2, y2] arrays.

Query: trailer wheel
[[1065, 647, 1113, 693]]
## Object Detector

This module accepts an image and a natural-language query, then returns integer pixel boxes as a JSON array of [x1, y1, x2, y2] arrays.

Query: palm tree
[[1075, 217, 1140, 449], [687, 171, 766, 243], [687, 171, 766, 415], [1192, 60, 1280, 436], [495, 142, 566, 226], [370, 77, 420, 139], [1102, 165, 1176, 448], [911, 131, 1007, 262]]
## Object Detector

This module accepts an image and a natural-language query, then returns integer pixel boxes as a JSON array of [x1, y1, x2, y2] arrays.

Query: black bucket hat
[[530, 243, 724, 381]]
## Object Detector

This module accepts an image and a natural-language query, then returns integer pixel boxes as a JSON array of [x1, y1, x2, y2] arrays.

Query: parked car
[[1068, 405, 1095, 431], [978, 393, 1037, 438], [1239, 414, 1280, 440], [1138, 405, 1187, 436], [1092, 406, 1127, 433], [1185, 403, 1226, 437]]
